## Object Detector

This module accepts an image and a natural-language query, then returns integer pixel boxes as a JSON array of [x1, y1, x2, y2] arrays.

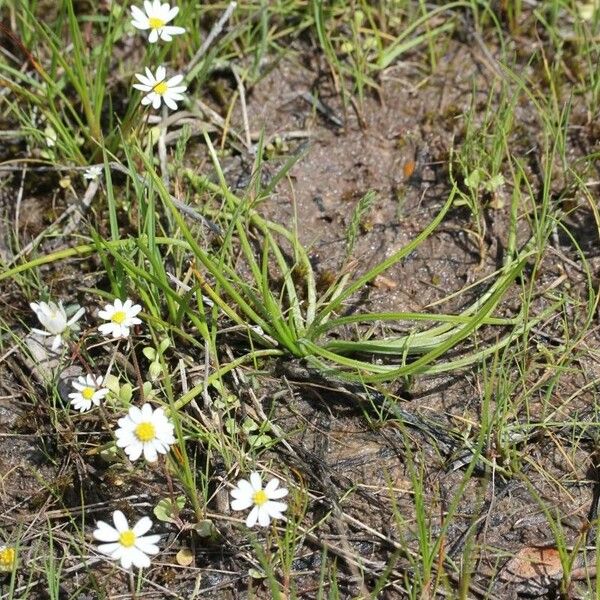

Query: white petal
[[246, 506, 259, 528], [152, 95, 162, 110], [233, 479, 253, 497], [113, 510, 129, 533], [116, 432, 136, 447], [230, 497, 253, 511], [127, 441, 144, 461], [166, 6, 179, 20], [167, 86, 187, 95], [97, 542, 121, 556], [250, 472, 262, 491], [136, 541, 160, 555], [157, 1, 169, 17], [266, 479, 288, 499], [166, 74, 184, 87], [266, 500, 288, 515], [133, 517, 153, 537], [31, 328, 51, 337], [112, 326, 127, 338], [138, 534, 161, 546], [98, 323, 115, 336], [129, 304, 142, 316], [117, 415, 135, 429], [141, 403, 153, 419], [120, 550, 134, 570], [257, 506, 271, 527], [143, 443, 158, 462], [264, 478, 280, 494], [93, 521, 120, 542], [130, 547, 151, 569], [72, 399, 92, 412], [38, 302, 53, 317], [163, 96, 178, 111], [131, 19, 150, 30], [164, 26, 185, 37], [131, 5, 146, 20], [134, 77, 153, 90], [66, 306, 85, 326]]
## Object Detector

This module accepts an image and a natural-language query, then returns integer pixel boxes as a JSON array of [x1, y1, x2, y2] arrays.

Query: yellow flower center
[[0, 547, 15, 569], [135, 422, 156, 442], [0, 548, 15, 573], [82, 387, 95, 400], [111, 310, 127, 324], [119, 530, 136, 548], [253, 489, 268, 506], [148, 16, 166, 29], [153, 81, 168, 95]]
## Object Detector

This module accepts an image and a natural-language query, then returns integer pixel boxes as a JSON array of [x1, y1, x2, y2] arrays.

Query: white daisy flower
[[98, 298, 142, 339], [115, 403, 175, 462], [230, 472, 289, 528], [83, 165, 102, 181], [68, 374, 109, 412], [93, 510, 160, 570], [131, 1, 186, 43], [133, 66, 187, 111], [30, 301, 85, 350]]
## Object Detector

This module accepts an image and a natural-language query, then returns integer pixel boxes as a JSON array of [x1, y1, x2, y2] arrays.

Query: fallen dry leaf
[[501, 546, 563, 596], [176, 547, 194, 567], [373, 274, 397, 289]]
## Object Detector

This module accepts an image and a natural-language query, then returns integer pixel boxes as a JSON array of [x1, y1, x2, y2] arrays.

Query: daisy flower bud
[[230, 472, 289, 528], [93, 510, 160, 569], [30, 301, 85, 350]]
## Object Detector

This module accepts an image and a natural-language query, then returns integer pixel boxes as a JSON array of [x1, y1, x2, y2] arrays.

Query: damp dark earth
[[1, 1, 600, 599]]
